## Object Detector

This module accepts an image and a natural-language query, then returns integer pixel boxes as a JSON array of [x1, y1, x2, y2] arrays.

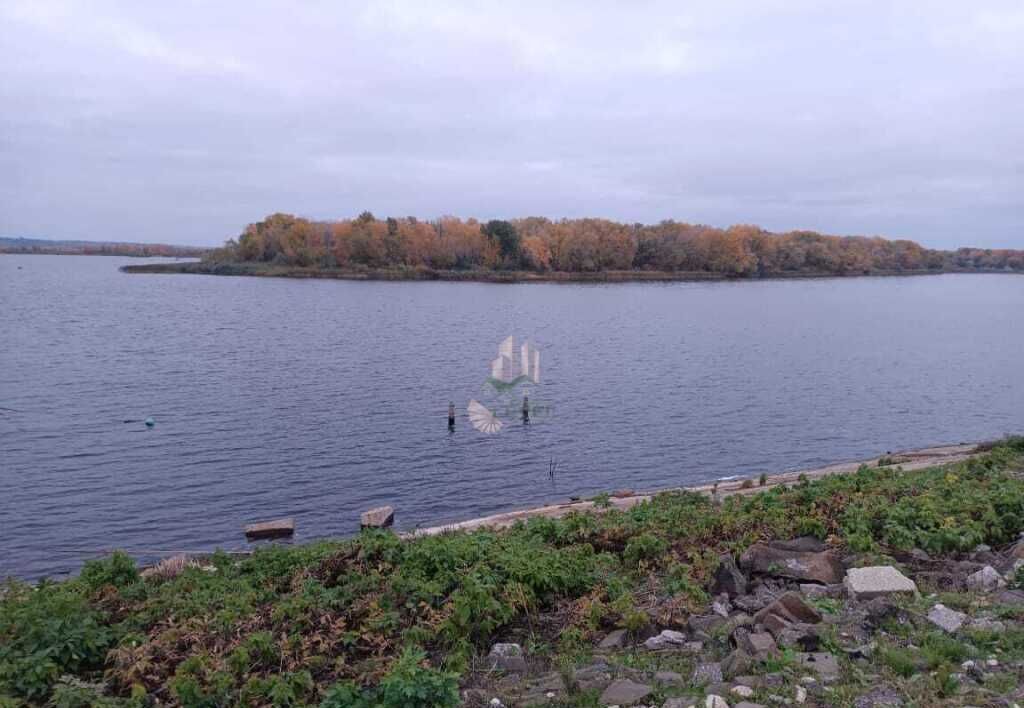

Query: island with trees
[[123, 212, 1024, 281]]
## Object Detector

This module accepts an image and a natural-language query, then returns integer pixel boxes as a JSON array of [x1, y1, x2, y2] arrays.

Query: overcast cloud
[[1, 1, 1022, 248]]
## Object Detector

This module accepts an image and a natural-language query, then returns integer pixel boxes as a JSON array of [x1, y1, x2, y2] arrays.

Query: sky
[[1, 1, 1022, 248]]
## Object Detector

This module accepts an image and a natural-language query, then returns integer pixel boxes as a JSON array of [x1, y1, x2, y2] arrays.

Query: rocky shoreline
[[4, 438, 1023, 707], [412, 442, 983, 537]]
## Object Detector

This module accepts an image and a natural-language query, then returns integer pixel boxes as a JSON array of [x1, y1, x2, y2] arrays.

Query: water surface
[[2, 255, 1022, 579]]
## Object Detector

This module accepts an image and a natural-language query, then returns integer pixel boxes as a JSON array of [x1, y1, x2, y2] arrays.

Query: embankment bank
[[2, 437, 1023, 707], [120, 259, 1021, 284], [410, 441, 984, 537]]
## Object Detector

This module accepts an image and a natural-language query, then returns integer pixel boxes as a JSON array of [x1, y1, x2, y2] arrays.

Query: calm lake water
[[2, 255, 1023, 580]]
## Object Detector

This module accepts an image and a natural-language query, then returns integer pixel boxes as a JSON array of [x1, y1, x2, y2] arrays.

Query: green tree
[[481, 220, 521, 266]]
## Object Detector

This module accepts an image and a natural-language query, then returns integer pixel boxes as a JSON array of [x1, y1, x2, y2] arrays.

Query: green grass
[[2, 437, 1023, 707]]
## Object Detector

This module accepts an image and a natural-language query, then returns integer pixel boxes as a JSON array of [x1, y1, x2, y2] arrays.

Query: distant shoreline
[[121, 259, 1023, 283], [3, 252, 201, 259]]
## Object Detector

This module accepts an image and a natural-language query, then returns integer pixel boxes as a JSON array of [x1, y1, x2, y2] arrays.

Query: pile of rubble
[[463, 534, 1024, 708]]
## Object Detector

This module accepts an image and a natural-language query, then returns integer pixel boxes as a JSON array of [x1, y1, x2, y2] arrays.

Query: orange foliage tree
[[221, 212, 1024, 276]]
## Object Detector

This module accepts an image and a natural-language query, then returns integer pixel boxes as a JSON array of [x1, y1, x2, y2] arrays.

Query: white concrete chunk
[[844, 566, 917, 600], [966, 565, 1006, 593], [361, 505, 395, 529], [928, 604, 967, 633]]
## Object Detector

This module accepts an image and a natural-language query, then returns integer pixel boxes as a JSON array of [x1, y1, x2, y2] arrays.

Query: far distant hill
[[0, 236, 206, 258]]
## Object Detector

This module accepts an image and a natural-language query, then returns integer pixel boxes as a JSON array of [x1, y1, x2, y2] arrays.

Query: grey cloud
[[0, 0, 1021, 247]]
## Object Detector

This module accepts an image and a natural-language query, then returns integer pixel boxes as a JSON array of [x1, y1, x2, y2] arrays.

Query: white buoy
[[144, 417, 155, 427]]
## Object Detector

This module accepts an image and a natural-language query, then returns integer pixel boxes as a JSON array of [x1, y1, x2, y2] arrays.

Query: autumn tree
[[218, 212, 1024, 277]]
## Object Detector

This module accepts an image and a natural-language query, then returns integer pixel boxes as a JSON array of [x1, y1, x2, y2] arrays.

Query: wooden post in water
[[448, 401, 455, 431], [522, 395, 530, 424]]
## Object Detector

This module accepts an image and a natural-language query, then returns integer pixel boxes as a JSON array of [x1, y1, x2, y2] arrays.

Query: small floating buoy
[[144, 417, 155, 427]]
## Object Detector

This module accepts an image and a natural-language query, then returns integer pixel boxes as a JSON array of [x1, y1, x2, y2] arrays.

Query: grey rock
[[754, 591, 822, 638], [735, 703, 767, 708], [488, 643, 527, 672], [737, 631, 778, 659], [732, 673, 784, 688], [927, 603, 967, 633], [518, 672, 567, 704], [573, 661, 613, 691], [721, 613, 754, 637], [960, 659, 985, 681], [994, 588, 1024, 605], [598, 678, 653, 706], [705, 696, 730, 708], [643, 629, 690, 651], [853, 687, 903, 707], [598, 628, 629, 650], [1009, 538, 1024, 559], [733, 593, 768, 614], [908, 548, 931, 562], [722, 649, 754, 679], [654, 670, 684, 685], [862, 596, 900, 624], [689, 614, 727, 635], [714, 554, 748, 598], [841, 641, 876, 660], [775, 622, 821, 651], [965, 565, 1006, 593], [799, 583, 842, 599], [691, 661, 724, 686], [741, 543, 844, 584], [713, 598, 731, 617], [967, 617, 1006, 632], [662, 699, 700, 708], [707, 682, 733, 698], [360, 505, 394, 528], [461, 689, 489, 705], [769, 537, 827, 553], [796, 652, 841, 683], [844, 566, 917, 600]]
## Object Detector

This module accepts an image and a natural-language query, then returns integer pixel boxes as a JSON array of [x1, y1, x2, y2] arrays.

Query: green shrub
[[49, 676, 144, 708], [238, 671, 313, 708], [879, 645, 916, 677], [320, 681, 373, 708], [623, 533, 667, 567], [664, 563, 709, 607], [320, 648, 457, 708], [0, 582, 112, 701], [377, 647, 459, 708], [921, 632, 971, 668], [80, 551, 139, 591]]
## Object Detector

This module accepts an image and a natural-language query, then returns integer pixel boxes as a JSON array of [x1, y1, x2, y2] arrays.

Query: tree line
[[212, 212, 1024, 276], [0, 238, 204, 258]]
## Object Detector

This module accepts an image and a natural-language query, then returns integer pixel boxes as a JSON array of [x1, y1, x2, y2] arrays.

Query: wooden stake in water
[[448, 401, 455, 430], [522, 395, 530, 424]]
